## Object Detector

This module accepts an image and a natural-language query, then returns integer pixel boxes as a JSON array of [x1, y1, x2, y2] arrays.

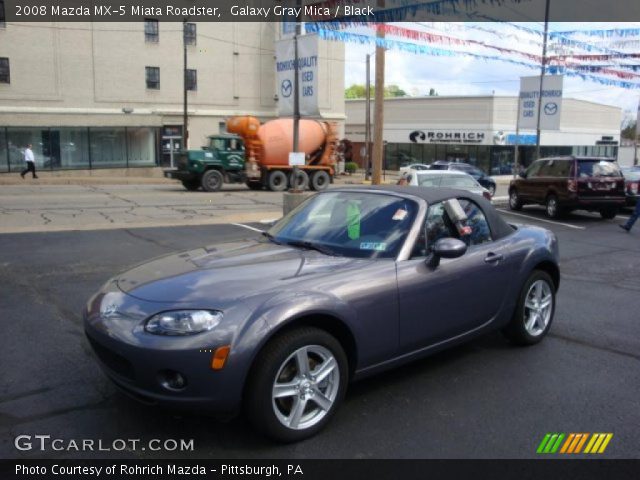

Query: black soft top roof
[[332, 185, 515, 240]]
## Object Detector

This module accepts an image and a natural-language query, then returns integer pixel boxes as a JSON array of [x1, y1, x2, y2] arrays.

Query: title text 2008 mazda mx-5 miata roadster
[[84, 186, 559, 442]]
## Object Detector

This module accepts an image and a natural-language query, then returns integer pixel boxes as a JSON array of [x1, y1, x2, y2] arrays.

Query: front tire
[[502, 270, 555, 346], [201, 170, 223, 192], [267, 170, 288, 192], [487, 183, 496, 197], [245, 327, 348, 442], [289, 170, 309, 190], [545, 195, 561, 219]]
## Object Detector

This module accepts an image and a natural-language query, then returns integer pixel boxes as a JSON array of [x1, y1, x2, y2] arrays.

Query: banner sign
[[519, 75, 564, 130], [276, 34, 319, 117]]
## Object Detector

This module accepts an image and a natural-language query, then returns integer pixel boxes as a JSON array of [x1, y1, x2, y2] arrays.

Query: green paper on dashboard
[[347, 202, 361, 240]]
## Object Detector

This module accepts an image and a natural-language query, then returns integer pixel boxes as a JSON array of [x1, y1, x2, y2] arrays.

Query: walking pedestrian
[[20, 144, 38, 179], [620, 200, 639, 232]]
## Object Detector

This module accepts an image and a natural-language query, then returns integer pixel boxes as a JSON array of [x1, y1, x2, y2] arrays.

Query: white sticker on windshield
[[392, 209, 408, 221], [360, 242, 386, 251]]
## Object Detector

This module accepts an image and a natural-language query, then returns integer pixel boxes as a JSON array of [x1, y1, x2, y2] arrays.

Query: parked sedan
[[429, 161, 497, 196], [401, 170, 492, 200], [85, 186, 559, 442]]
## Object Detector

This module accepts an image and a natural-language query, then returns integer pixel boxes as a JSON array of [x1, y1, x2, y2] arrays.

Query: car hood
[[116, 240, 369, 305]]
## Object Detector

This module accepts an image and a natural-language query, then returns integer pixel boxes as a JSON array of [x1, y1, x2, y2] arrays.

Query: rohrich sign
[[410, 130, 487, 144]]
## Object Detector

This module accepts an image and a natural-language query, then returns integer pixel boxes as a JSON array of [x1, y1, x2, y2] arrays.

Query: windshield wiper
[[285, 240, 341, 257]]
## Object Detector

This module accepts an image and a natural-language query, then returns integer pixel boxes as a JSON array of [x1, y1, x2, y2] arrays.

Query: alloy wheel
[[523, 280, 553, 336], [271, 345, 340, 430]]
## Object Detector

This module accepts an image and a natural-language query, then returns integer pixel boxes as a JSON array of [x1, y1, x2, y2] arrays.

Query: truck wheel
[[181, 180, 200, 191], [289, 170, 309, 190], [201, 170, 223, 192], [246, 181, 263, 191], [310, 171, 330, 191], [268, 171, 288, 192]]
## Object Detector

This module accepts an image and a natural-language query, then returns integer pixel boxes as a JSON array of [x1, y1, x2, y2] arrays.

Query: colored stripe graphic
[[540, 433, 613, 454]]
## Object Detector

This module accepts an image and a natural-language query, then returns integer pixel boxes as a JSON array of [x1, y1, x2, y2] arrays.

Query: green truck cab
[[164, 134, 246, 192]]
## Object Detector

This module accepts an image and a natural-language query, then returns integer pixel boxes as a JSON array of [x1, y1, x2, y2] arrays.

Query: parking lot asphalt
[[1, 208, 639, 459]]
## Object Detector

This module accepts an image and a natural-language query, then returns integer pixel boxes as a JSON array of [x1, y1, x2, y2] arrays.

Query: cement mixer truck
[[163, 116, 338, 192]]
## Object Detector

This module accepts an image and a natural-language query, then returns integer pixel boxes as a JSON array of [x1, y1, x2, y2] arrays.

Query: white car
[[400, 170, 492, 200], [399, 163, 431, 175]]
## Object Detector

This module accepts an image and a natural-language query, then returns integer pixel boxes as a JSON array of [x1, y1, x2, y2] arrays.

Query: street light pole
[[365, 53, 371, 180], [371, 0, 386, 186], [182, 17, 190, 156], [290, 0, 302, 190], [534, 0, 551, 160]]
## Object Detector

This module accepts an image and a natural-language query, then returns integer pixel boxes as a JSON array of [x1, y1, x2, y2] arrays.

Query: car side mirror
[[428, 238, 467, 268]]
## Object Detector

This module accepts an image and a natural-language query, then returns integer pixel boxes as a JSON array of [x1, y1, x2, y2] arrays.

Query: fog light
[[159, 370, 187, 391]]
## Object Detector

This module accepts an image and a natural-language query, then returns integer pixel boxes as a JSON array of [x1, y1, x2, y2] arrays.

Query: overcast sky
[[343, 22, 640, 123]]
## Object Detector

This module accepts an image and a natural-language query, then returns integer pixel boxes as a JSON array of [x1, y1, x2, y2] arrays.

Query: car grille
[[87, 335, 135, 381]]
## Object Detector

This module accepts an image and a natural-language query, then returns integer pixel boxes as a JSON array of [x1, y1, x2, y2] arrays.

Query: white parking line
[[231, 223, 264, 233], [497, 209, 586, 230]]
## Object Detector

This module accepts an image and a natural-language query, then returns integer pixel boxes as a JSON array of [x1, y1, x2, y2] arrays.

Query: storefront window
[[53, 128, 90, 169], [423, 144, 435, 164], [90, 128, 127, 168], [0, 128, 7, 172], [491, 146, 514, 175], [127, 127, 157, 166], [6, 128, 47, 171], [410, 143, 423, 163], [476, 147, 490, 174]]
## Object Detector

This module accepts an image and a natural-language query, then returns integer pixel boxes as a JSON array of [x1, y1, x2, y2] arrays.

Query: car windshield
[[622, 169, 640, 180], [267, 192, 418, 259], [576, 160, 621, 178], [440, 175, 480, 188], [417, 174, 441, 187]]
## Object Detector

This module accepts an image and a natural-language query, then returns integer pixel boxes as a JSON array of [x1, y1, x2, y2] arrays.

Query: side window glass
[[458, 199, 493, 246], [526, 161, 543, 178], [412, 202, 458, 258], [538, 160, 552, 177]]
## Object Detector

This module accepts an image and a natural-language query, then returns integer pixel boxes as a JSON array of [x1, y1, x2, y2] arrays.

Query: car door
[[519, 160, 544, 202], [396, 198, 515, 351]]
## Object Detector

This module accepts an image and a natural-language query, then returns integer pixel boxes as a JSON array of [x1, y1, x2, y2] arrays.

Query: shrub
[[345, 162, 358, 174]]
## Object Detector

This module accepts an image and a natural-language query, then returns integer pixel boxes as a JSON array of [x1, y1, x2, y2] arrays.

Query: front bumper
[[163, 169, 197, 182]]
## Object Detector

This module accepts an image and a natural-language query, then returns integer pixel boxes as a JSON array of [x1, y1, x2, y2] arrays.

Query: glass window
[[144, 19, 159, 42], [51, 128, 90, 169], [459, 199, 492, 247], [268, 192, 418, 259], [526, 160, 544, 178], [416, 174, 442, 187], [186, 69, 197, 91], [6, 128, 47, 170], [89, 128, 126, 168], [184, 22, 196, 45], [127, 127, 157, 166], [576, 159, 621, 178], [146, 66, 160, 89], [423, 203, 458, 256], [547, 159, 571, 178], [423, 144, 436, 164], [0, 57, 9, 84], [476, 146, 490, 174], [0, 128, 7, 172], [537, 160, 553, 177], [440, 175, 480, 188]]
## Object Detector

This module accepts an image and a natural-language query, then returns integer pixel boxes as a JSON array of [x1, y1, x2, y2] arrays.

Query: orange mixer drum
[[257, 119, 326, 166]]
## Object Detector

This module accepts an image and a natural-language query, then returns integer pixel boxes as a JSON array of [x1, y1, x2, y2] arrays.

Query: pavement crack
[[122, 229, 174, 250], [549, 333, 640, 362]]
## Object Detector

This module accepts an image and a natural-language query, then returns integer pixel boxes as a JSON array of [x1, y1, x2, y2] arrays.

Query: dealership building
[[345, 96, 622, 175], [0, 20, 344, 173]]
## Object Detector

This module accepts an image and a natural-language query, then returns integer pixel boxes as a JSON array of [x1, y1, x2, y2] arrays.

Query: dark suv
[[430, 161, 497, 196], [509, 156, 626, 219]]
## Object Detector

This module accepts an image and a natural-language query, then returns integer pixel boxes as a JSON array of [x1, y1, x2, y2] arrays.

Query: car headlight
[[145, 310, 222, 336]]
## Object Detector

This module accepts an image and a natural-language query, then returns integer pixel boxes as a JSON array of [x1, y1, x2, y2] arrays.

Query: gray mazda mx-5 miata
[[84, 186, 559, 442]]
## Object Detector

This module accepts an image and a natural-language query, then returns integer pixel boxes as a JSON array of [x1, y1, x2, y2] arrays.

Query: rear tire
[[267, 170, 288, 192], [244, 327, 348, 443], [599, 207, 618, 220], [502, 270, 555, 346], [289, 170, 309, 190], [181, 180, 200, 191], [201, 170, 223, 192], [310, 171, 330, 191], [509, 189, 522, 211]]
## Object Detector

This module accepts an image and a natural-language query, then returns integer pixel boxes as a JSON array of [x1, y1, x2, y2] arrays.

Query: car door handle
[[484, 252, 504, 264]]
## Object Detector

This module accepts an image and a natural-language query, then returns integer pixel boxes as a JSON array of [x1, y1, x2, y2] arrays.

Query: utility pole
[[182, 17, 190, 156], [513, 96, 522, 178], [635, 100, 640, 166], [290, 0, 302, 190], [365, 53, 371, 181], [534, 0, 551, 160], [371, 0, 386, 185]]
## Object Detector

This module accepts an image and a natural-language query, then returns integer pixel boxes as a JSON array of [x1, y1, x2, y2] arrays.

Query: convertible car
[[84, 186, 559, 442]]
